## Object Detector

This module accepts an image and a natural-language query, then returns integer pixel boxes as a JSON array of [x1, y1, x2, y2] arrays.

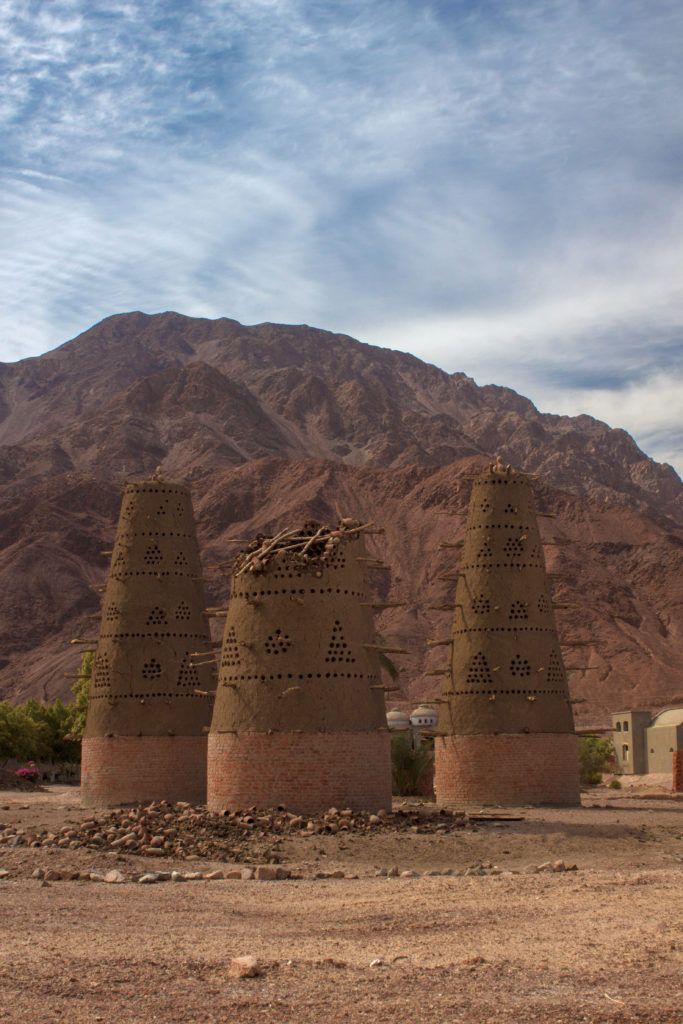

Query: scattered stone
[[229, 955, 261, 979], [387, 866, 399, 877], [255, 865, 278, 880], [171, 871, 185, 882], [204, 870, 224, 880], [0, 868, 10, 879], [182, 871, 203, 881], [104, 870, 125, 884], [44, 869, 62, 881], [241, 868, 254, 881], [31, 868, 44, 879], [4, 800, 476, 866], [138, 873, 158, 884], [400, 870, 419, 878]]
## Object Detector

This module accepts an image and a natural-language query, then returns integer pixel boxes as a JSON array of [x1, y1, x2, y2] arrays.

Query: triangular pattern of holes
[[147, 606, 168, 626], [177, 658, 200, 688], [93, 653, 110, 689], [175, 602, 191, 621], [509, 600, 528, 620], [503, 536, 524, 558], [510, 655, 531, 677], [466, 652, 492, 686], [144, 543, 162, 567], [472, 595, 490, 614], [174, 552, 189, 571], [105, 603, 120, 622], [325, 621, 355, 664], [547, 650, 565, 685], [538, 594, 550, 613], [477, 540, 493, 561], [141, 658, 162, 680], [222, 627, 240, 668], [264, 629, 291, 655]]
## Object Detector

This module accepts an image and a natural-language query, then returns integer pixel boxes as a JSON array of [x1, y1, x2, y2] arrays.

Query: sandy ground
[[0, 779, 681, 1024]]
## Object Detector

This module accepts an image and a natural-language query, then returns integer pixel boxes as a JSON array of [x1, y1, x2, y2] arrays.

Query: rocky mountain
[[0, 311, 681, 728]]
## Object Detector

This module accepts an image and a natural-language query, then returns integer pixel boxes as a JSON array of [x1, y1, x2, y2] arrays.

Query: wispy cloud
[[1, 0, 682, 473]]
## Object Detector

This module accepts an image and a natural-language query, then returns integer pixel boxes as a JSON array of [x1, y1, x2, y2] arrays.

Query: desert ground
[[0, 776, 681, 1024]]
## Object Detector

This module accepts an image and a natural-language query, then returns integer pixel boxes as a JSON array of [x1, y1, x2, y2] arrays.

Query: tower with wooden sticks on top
[[434, 461, 580, 805], [207, 520, 394, 813]]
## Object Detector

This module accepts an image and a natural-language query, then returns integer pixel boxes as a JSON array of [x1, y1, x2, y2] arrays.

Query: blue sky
[[1, 0, 682, 474]]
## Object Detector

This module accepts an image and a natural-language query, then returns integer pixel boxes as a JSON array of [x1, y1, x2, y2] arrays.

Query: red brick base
[[673, 750, 683, 793], [81, 735, 207, 807], [207, 732, 392, 814], [434, 733, 580, 806]]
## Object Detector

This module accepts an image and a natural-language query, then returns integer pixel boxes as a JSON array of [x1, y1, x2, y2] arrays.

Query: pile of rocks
[[24, 865, 294, 885], [373, 859, 578, 878], [0, 803, 471, 864]]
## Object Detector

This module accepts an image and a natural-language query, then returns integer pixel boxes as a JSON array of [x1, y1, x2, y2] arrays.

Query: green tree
[[69, 650, 93, 740], [0, 702, 45, 764], [390, 733, 434, 796], [21, 698, 81, 764], [578, 735, 613, 786]]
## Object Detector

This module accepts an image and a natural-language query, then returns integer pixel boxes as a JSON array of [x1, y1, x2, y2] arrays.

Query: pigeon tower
[[434, 462, 580, 805], [207, 520, 392, 813], [81, 476, 215, 805]]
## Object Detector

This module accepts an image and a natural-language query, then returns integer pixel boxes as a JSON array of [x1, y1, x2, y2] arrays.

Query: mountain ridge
[[0, 311, 681, 726]]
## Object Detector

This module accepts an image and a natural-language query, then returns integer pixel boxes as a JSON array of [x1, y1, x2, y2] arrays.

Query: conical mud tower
[[81, 478, 215, 806], [207, 521, 392, 813], [434, 464, 580, 806]]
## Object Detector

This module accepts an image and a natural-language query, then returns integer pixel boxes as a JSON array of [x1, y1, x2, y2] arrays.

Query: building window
[[622, 744, 629, 761], [615, 722, 622, 732], [623, 721, 629, 732]]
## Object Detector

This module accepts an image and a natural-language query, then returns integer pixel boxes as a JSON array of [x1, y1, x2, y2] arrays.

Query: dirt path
[[0, 785, 681, 1023]]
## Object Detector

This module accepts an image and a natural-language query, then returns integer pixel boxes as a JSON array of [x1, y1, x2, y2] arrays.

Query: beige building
[[611, 708, 683, 775]]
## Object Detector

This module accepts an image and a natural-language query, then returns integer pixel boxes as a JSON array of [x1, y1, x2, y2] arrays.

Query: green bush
[[608, 778, 622, 790], [0, 652, 92, 767], [0, 702, 46, 764], [578, 735, 613, 787], [391, 734, 433, 796]]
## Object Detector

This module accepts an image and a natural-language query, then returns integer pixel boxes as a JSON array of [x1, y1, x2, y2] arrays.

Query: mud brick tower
[[81, 478, 215, 806], [434, 463, 580, 806], [207, 521, 392, 814]]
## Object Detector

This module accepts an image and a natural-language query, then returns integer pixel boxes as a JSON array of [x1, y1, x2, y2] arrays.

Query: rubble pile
[[0, 803, 471, 864]]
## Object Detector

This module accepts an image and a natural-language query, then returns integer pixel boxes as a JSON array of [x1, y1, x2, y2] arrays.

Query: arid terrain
[[0, 312, 682, 726], [1, 779, 681, 1023]]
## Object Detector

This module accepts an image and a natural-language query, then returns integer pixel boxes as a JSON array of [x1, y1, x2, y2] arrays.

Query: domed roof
[[650, 708, 683, 728], [386, 708, 411, 730], [410, 704, 438, 723]]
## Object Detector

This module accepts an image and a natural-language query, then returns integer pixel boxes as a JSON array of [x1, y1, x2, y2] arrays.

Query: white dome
[[386, 708, 411, 730], [409, 704, 438, 726]]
